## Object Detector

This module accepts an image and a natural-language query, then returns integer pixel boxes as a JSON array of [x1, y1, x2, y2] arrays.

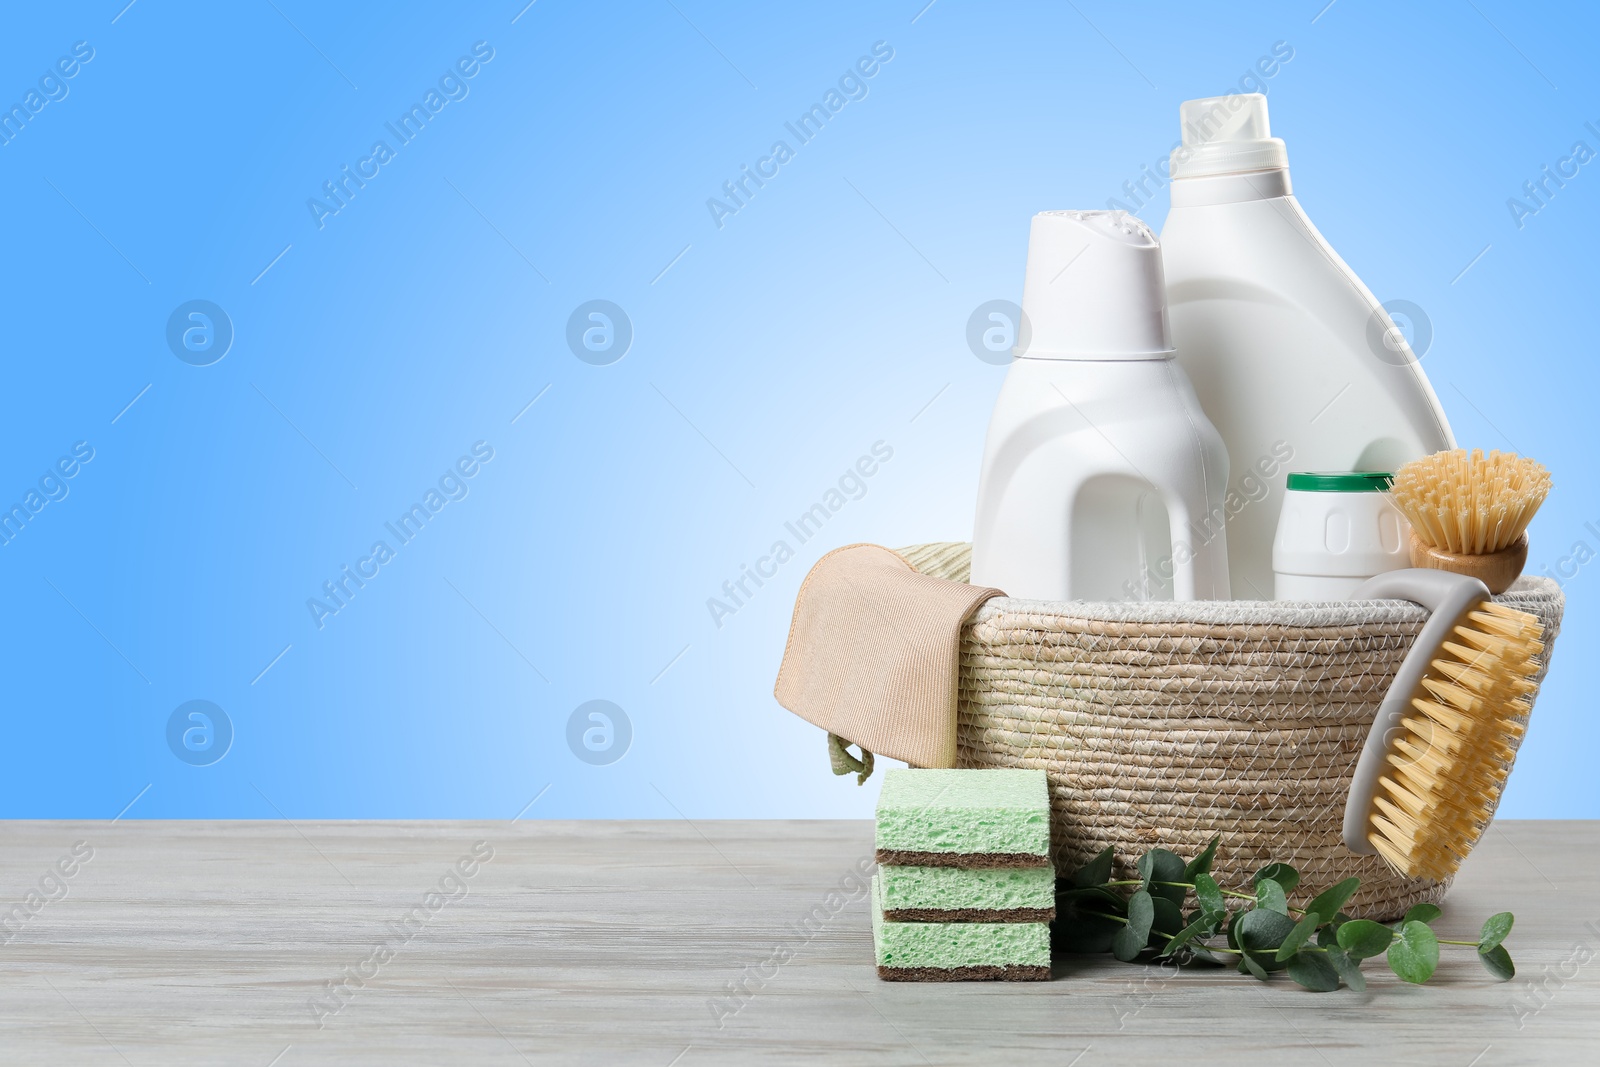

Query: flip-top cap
[[1170, 93, 1289, 179]]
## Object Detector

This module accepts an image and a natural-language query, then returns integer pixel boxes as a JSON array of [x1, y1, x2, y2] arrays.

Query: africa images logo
[[306, 42, 496, 230]]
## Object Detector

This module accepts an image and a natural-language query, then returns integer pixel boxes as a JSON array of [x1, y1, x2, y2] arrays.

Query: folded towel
[[773, 543, 1004, 773]]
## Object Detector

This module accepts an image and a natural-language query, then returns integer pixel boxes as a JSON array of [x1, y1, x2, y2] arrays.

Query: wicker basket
[[899, 542, 1565, 920]]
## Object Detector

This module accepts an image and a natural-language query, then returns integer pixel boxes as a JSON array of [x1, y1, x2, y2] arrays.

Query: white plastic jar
[[1272, 472, 1410, 600]]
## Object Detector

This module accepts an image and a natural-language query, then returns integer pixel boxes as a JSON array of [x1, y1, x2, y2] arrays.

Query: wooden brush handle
[[1408, 531, 1528, 595]]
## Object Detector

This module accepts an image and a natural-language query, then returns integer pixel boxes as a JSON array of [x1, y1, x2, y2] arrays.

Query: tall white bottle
[[1160, 94, 1454, 599], [971, 210, 1230, 603]]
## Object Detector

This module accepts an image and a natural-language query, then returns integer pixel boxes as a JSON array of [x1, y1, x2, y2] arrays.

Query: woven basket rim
[[971, 574, 1563, 628]]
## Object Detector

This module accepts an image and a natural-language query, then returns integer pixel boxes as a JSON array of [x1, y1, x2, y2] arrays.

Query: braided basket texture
[[898, 542, 1565, 920]]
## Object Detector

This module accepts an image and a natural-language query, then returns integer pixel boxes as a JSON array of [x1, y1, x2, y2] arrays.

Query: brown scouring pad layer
[[875, 849, 1051, 869], [877, 964, 1052, 982], [881, 906, 1054, 923]]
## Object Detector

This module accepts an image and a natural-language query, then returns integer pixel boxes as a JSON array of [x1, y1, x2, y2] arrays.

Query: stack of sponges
[[871, 768, 1054, 981]]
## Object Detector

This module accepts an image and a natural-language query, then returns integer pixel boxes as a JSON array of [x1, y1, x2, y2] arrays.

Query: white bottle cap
[[1169, 94, 1289, 180], [1017, 209, 1172, 360]]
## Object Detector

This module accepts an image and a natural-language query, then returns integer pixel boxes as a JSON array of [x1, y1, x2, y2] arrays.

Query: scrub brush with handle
[[1342, 568, 1544, 882], [1390, 448, 1551, 594]]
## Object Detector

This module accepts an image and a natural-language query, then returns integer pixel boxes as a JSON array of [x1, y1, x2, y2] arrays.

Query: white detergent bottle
[[1160, 93, 1454, 600], [971, 210, 1231, 602]]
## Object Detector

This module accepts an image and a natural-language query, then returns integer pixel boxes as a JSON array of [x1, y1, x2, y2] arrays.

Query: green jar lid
[[1286, 471, 1395, 492]]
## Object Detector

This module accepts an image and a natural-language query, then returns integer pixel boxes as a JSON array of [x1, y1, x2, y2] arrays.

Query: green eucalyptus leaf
[[1136, 848, 1188, 908], [1318, 911, 1355, 948], [1072, 845, 1116, 888], [1193, 872, 1225, 919], [1305, 878, 1361, 924], [1112, 923, 1145, 962], [1325, 944, 1366, 992], [1235, 908, 1297, 972], [1386, 920, 1440, 984], [1057, 885, 1127, 911], [1336, 919, 1393, 960], [1479, 912, 1515, 953], [1185, 943, 1225, 966], [1256, 878, 1291, 916], [1149, 895, 1185, 941], [1478, 943, 1515, 980], [1275, 911, 1323, 962], [1254, 862, 1301, 894], [1179, 906, 1223, 942], [1183, 835, 1221, 880], [1054, 909, 1121, 954], [1162, 896, 1224, 957], [1403, 902, 1442, 925], [1286, 948, 1341, 991], [1239, 948, 1270, 981], [1111, 896, 1152, 962], [1124, 890, 1154, 942], [1054, 883, 1126, 955], [1160, 914, 1210, 957], [1109, 885, 1153, 961]]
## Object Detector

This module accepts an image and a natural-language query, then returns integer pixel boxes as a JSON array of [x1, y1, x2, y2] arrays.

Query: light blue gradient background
[[1, 1, 1593, 820]]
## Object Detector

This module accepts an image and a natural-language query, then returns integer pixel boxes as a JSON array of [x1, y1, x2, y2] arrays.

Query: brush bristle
[[1390, 448, 1551, 554], [1366, 600, 1544, 881]]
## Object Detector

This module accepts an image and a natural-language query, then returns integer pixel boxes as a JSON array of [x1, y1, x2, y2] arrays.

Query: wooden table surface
[[0, 819, 1594, 1065]]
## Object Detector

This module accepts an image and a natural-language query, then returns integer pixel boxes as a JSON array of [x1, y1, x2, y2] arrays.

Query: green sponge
[[879, 864, 1055, 922], [874, 768, 1050, 866], [872, 875, 1050, 981]]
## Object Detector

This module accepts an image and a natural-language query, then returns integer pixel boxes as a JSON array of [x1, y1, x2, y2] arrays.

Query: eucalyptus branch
[[1056, 837, 1517, 991]]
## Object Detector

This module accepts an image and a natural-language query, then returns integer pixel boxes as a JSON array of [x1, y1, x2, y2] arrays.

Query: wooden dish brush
[[1343, 569, 1544, 882], [1390, 448, 1551, 594]]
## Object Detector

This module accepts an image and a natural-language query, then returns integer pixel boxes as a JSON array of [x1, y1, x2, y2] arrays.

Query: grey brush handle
[[1341, 569, 1492, 856]]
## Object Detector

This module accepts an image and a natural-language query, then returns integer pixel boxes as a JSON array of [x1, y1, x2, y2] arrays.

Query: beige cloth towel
[[773, 543, 1004, 770]]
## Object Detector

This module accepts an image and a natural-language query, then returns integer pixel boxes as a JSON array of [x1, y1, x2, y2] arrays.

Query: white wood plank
[[0, 819, 1592, 1064]]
